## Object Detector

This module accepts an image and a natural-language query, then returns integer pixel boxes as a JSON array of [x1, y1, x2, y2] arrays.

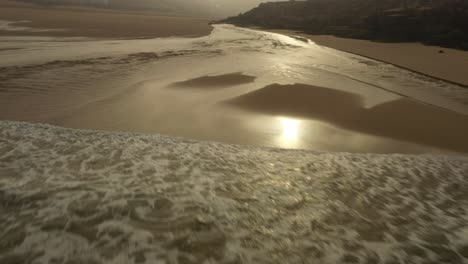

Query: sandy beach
[[0, 0, 213, 38], [268, 29, 468, 87]]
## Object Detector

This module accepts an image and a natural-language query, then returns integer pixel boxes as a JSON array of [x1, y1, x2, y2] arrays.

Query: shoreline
[[259, 28, 468, 88], [1, 120, 467, 156], [0, 0, 213, 39]]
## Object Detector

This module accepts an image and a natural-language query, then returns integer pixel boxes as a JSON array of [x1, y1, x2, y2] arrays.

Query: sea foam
[[1, 121, 467, 263]]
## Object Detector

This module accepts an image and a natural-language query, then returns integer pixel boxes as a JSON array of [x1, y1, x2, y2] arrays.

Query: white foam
[[1, 121, 467, 263]]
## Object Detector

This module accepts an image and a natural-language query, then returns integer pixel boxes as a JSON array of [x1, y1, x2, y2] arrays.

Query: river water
[[1, 24, 468, 153]]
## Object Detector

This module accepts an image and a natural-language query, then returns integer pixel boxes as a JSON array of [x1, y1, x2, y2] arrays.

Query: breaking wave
[[1, 121, 468, 263]]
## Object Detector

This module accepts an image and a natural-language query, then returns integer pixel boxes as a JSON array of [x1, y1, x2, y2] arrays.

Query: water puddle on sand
[[1, 24, 468, 154]]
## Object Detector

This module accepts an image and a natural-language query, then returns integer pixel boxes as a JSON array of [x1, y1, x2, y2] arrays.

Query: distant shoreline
[[0, 0, 213, 39], [259, 28, 468, 88]]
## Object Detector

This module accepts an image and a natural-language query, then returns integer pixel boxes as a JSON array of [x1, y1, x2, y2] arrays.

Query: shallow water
[[0, 20, 64, 33], [1, 25, 468, 154]]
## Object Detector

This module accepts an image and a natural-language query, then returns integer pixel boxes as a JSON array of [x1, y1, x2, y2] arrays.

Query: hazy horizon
[[16, 0, 283, 17]]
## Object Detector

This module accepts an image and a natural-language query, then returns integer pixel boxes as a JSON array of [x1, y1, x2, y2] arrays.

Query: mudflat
[[1, 24, 467, 154], [171, 73, 257, 88], [0, 0, 213, 38], [269, 29, 468, 87]]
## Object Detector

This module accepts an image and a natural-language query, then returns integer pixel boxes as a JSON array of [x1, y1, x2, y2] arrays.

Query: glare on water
[[278, 117, 301, 147]]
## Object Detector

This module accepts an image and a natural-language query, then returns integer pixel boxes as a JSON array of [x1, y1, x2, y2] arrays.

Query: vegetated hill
[[221, 0, 468, 50]]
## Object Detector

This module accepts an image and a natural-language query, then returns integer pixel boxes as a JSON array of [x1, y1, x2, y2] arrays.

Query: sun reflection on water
[[278, 117, 301, 146]]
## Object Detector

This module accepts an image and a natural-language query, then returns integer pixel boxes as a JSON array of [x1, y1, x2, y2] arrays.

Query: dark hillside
[[221, 0, 468, 50]]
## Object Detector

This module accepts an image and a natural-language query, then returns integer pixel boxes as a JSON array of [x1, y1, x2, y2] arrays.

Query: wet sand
[[171, 73, 257, 88], [0, 0, 213, 38], [227, 83, 468, 153], [1, 24, 467, 154], [268, 29, 468, 87]]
